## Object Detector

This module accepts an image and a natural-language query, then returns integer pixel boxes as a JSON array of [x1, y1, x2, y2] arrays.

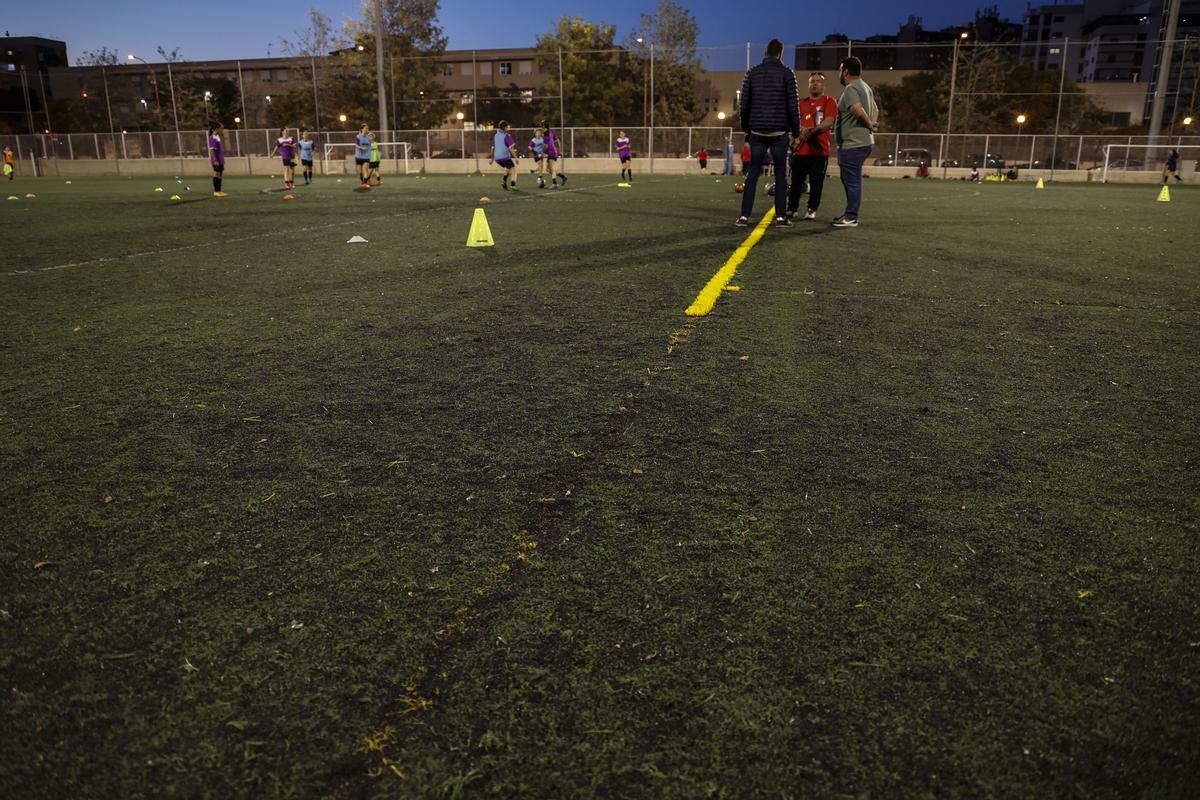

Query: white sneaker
[[735, 216, 750, 227], [803, 210, 816, 220], [831, 217, 858, 228]]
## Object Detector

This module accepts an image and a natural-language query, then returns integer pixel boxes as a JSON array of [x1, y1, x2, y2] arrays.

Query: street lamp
[[203, 90, 211, 118], [456, 111, 465, 121], [127, 54, 161, 112], [1185, 116, 1195, 127], [338, 113, 348, 123], [233, 116, 241, 125], [717, 111, 726, 121]]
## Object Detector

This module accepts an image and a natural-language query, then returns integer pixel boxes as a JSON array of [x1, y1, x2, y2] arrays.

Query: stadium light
[[338, 113, 347, 122], [356, 44, 365, 52], [233, 116, 241, 123], [1185, 116, 1195, 127], [81, 91, 89, 98], [717, 111, 726, 120], [265, 95, 272, 104], [960, 31, 969, 39], [1016, 114, 1027, 125], [456, 111, 465, 121]]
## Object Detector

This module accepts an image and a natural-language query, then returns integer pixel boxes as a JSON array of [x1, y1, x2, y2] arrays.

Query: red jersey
[[795, 95, 838, 157], [696, 149, 708, 160]]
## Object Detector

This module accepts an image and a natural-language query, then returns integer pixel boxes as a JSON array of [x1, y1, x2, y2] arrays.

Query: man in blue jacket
[[737, 39, 800, 228]]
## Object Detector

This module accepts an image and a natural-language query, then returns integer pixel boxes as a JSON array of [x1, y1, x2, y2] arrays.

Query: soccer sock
[[214, 177, 222, 192]]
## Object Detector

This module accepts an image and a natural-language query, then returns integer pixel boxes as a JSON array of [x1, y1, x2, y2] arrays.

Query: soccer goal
[[322, 141, 416, 175], [1100, 144, 1199, 182]]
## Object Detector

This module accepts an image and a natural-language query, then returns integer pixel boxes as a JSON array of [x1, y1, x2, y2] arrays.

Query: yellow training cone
[[1036, 177, 1045, 189], [1157, 185, 1170, 203], [466, 207, 494, 247]]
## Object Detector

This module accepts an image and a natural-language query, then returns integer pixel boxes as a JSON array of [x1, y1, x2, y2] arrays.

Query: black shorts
[[620, 156, 631, 164], [282, 159, 296, 168], [495, 158, 515, 169], [211, 163, 224, 173], [301, 159, 313, 167], [355, 157, 368, 165], [368, 161, 380, 169], [546, 155, 558, 162], [698, 160, 708, 168]]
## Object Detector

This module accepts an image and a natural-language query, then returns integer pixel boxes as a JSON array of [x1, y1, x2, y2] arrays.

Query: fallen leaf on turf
[[430, 566, 439, 573], [387, 458, 408, 467], [739, 355, 750, 361], [569, 450, 587, 458], [260, 492, 276, 502], [103, 495, 113, 504], [183, 657, 199, 672], [853, 602, 866, 608], [534, 497, 557, 504], [631, 468, 643, 475], [289, 621, 304, 630], [73, 326, 81, 332], [1077, 589, 1093, 599], [33, 561, 56, 570]]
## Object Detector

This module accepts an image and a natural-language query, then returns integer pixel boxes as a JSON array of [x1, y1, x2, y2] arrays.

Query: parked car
[[874, 148, 933, 167], [1025, 157, 1077, 170], [1104, 158, 1148, 170], [431, 148, 464, 159], [943, 153, 1006, 169]]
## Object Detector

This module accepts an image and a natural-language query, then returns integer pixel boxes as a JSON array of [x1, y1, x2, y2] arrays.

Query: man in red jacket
[[787, 71, 838, 220]]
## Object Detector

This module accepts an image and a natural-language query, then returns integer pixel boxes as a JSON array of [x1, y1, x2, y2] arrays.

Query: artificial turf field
[[1, 172, 1198, 799]]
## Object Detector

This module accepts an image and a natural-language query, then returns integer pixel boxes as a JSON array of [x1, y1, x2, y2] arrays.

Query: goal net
[[1100, 144, 1199, 182], [322, 141, 415, 175]]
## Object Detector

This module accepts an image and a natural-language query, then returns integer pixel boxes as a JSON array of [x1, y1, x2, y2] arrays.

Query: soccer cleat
[[735, 216, 749, 227], [785, 209, 798, 219], [832, 217, 858, 228], [804, 210, 817, 220], [773, 216, 793, 228], [213, 191, 228, 197], [559, 174, 568, 186]]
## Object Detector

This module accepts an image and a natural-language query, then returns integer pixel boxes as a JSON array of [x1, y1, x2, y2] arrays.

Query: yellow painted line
[[684, 209, 774, 317]]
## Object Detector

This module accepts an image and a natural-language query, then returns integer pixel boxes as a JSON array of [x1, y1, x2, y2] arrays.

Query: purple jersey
[[208, 133, 224, 166], [544, 130, 560, 158], [277, 137, 296, 160], [616, 137, 630, 158]]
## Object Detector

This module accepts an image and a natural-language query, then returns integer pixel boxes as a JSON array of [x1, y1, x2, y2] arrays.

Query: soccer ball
[[766, 183, 776, 196], [734, 182, 745, 194]]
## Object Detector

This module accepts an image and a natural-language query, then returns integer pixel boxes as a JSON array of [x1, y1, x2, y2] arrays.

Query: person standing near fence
[[616, 131, 632, 183], [1163, 148, 1183, 184], [208, 123, 227, 197], [787, 72, 837, 220], [832, 56, 878, 228], [298, 131, 315, 185], [3, 146, 14, 181], [736, 39, 800, 228], [354, 125, 372, 189]]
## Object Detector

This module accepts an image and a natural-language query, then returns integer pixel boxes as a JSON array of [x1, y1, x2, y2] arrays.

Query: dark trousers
[[787, 154, 828, 214], [740, 134, 790, 219]]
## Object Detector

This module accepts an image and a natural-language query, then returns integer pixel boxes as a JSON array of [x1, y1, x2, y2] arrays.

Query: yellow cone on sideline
[[618, 182, 632, 188], [1157, 185, 1171, 203], [170, 194, 181, 201], [466, 208, 494, 247], [1036, 177, 1045, 189]]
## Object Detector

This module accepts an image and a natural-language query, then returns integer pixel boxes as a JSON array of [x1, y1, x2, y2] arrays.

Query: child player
[[208, 122, 227, 197], [368, 132, 382, 186], [541, 119, 567, 189], [615, 130, 632, 182], [696, 146, 709, 173], [490, 120, 519, 191], [270, 127, 298, 190], [354, 124, 372, 189], [3, 145, 14, 181], [298, 130, 315, 185], [530, 128, 546, 188]]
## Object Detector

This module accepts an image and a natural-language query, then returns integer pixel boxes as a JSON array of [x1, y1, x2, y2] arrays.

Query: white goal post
[[1101, 144, 1200, 183], [322, 141, 415, 175]]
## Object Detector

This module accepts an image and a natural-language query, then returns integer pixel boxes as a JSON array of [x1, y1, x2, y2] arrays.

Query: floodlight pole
[[472, 50, 479, 173], [237, 61, 248, 129], [942, 36, 960, 179], [649, 42, 655, 174], [558, 47, 566, 152], [1147, 0, 1183, 162], [166, 60, 183, 162], [311, 56, 321, 133], [1050, 38, 1069, 181], [374, 0, 388, 138], [36, 68, 53, 133], [102, 66, 118, 170]]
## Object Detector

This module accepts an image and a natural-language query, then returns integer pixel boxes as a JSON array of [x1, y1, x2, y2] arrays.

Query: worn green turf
[[1, 173, 1197, 799]]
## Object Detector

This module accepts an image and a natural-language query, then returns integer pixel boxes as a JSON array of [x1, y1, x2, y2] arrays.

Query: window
[[519, 61, 532, 75], [261, 70, 271, 81], [276, 70, 288, 82], [1049, 48, 1061, 55], [441, 64, 453, 76], [461, 63, 472, 76], [499, 62, 512, 75]]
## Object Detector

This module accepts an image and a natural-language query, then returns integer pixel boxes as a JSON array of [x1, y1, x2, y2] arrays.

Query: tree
[[341, 0, 449, 129], [535, 16, 637, 127], [276, 10, 348, 130], [626, 0, 703, 126], [76, 47, 120, 66]]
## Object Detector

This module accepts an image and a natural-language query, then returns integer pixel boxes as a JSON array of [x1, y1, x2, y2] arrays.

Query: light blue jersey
[[299, 139, 314, 161], [355, 133, 371, 159], [493, 131, 514, 161]]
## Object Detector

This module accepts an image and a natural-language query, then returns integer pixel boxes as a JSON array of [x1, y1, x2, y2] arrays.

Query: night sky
[[6, 0, 1030, 63]]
